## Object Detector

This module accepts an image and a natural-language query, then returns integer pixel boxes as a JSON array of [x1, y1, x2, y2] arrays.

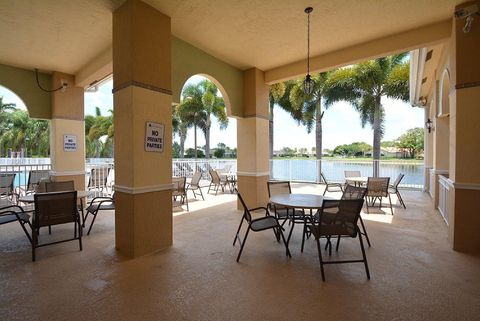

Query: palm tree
[[324, 54, 409, 172], [172, 105, 189, 158], [84, 107, 114, 158], [287, 72, 332, 160], [177, 79, 228, 159], [268, 81, 303, 159]]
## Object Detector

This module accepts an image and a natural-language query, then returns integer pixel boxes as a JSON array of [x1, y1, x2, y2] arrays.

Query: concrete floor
[[1, 183, 479, 321]]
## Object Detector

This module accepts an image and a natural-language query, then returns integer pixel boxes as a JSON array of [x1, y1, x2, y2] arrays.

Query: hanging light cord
[[35, 68, 65, 92], [307, 9, 311, 75]]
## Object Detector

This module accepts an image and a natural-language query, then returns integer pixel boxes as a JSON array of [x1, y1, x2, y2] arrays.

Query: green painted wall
[[172, 36, 244, 117], [0, 64, 51, 119]]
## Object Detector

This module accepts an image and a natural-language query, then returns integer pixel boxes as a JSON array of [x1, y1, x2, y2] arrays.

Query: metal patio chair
[[233, 189, 291, 262], [172, 177, 189, 211], [306, 198, 370, 281], [87, 167, 111, 195], [83, 192, 115, 235], [321, 172, 344, 195], [0, 173, 18, 205], [0, 205, 32, 244], [208, 170, 229, 195], [187, 171, 205, 200], [389, 173, 406, 209], [267, 181, 303, 228], [18, 170, 50, 196], [32, 191, 83, 261], [366, 177, 392, 214]]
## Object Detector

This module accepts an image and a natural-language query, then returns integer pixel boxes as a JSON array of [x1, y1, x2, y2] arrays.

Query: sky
[[1, 76, 424, 151]]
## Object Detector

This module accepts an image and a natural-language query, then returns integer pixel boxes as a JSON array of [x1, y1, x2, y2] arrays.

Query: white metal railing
[[438, 175, 450, 225], [270, 159, 424, 189], [172, 159, 237, 180], [0, 162, 52, 193]]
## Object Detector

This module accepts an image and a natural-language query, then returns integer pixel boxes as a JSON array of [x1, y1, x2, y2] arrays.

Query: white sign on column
[[63, 134, 77, 152], [145, 122, 164, 152]]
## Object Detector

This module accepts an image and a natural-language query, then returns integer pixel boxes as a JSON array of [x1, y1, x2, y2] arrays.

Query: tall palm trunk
[[205, 115, 211, 159], [372, 96, 382, 176], [315, 99, 322, 183], [180, 132, 186, 158], [269, 102, 274, 159]]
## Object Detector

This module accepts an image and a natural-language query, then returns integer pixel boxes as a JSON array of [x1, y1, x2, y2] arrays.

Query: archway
[[172, 74, 237, 215]]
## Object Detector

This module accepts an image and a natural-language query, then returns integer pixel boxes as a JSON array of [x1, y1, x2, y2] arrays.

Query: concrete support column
[[49, 72, 85, 189], [236, 68, 270, 208], [113, 0, 172, 258], [449, 1, 480, 253]]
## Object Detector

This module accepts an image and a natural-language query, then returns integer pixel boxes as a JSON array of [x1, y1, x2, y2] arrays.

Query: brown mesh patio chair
[[187, 171, 204, 200], [18, 170, 50, 196], [84, 192, 115, 235], [306, 198, 370, 281], [321, 172, 343, 195], [208, 170, 228, 195], [0, 205, 32, 244], [45, 180, 75, 192], [87, 167, 111, 194], [32, 191, 82, 261], [389, 173, 406, 209], [267, 181, 303, 227], [233, 189, 291, 262], [172, 177, 189, 211], [366, 177, 392, 214], [0, 173, 17, 205]]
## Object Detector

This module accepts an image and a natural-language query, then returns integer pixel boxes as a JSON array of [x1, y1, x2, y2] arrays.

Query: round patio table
[[345, 176, 368, 187], [18, 190, 91, 203], [269, 193, 336, 248]]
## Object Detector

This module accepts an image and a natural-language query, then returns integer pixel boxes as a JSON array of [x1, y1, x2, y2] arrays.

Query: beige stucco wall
[[0, 63, 51, 119], [171, 37, 244, 117]]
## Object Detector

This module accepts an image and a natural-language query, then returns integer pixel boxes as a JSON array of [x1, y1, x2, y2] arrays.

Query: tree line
[[0, 97, 49, 157]]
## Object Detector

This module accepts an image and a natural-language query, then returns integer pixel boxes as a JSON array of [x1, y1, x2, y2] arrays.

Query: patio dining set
[[0, 168, 114, 261], [233, 171, 407, 281]]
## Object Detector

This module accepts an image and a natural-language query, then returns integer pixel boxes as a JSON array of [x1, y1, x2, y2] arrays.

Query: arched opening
[[173, 74, 237, 215], [0, 84, 51, 196]]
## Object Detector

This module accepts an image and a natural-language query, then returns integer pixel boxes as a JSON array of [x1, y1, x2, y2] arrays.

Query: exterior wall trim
[[114, 183, 174, 194], [448, 180, 480, 191]]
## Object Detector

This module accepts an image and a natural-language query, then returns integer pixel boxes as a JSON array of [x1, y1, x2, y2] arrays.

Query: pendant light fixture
[[303, 7, 314, 95]]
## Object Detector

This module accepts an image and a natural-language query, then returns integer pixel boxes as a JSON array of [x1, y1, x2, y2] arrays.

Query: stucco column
[[448, 2, 480, 254], [236, 68, 270, 208], [49, 72, 85, 190], [113, 0, 172, 258]]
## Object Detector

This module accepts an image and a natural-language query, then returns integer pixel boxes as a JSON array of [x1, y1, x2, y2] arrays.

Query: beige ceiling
[[0, 0, 463, 75]]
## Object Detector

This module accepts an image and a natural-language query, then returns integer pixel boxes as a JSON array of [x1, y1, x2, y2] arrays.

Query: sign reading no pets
[[145, 122, 164, 152]]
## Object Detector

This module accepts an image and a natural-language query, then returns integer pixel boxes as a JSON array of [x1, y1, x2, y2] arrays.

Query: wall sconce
[[426, 118, 434, 133]]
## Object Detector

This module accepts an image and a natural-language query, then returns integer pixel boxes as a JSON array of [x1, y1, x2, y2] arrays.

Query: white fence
[[1, 158, 424, 193], [438, 175, 450, 225], [270, 159, 424, 189]]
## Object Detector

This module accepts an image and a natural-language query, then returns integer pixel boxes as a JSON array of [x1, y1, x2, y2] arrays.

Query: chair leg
[[87, 212, 98, 235], [185, 194, 189, 212], [32, 228, 37, 262], [359, 216, 371, 247], [301, 222, 306, 253], [388, 194, 393, 215], [316, 237, 326, 281], [336, 235, 341, 251], [365, 197, 370, 214], [279, 227, 292, 258], [199, 187, 205, 200], [397, 191, 406, 209], [48, 225, 52, 235], [236, 228, 250, 262], [78, 218, 83, 251], [358, 228, 370, 280], [322, 187, 327, 196], [233, 217, 244, 246], [286, 220, 295, 246]]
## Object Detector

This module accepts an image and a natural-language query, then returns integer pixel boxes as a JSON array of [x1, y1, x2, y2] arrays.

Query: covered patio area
[[1, 185, 479, 320]]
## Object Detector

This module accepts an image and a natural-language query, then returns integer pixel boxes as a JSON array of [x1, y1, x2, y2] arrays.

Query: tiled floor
[[1, 183, 479, 320]]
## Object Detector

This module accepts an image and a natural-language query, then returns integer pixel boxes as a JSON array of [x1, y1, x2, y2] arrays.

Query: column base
[[451, 187, 480, 254], [115, 190, 172, 258], [236, 175, 269, 209]]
